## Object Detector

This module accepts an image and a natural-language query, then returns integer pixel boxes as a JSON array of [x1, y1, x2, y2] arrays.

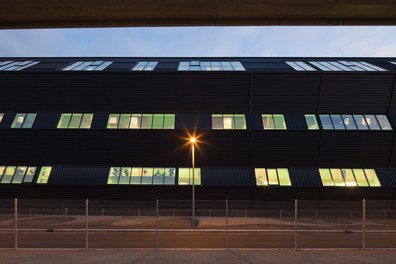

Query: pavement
[[1, 250, 396, 264]]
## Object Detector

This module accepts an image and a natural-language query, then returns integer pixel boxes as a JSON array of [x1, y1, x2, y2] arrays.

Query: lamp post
[[190, 137, 196, 229]]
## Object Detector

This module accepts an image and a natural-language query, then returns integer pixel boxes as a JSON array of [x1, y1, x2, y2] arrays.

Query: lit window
[[318, 114, 392, 131], [211, 114, 246, 130], [254, 168, 291, 186], [0, 61, 39, 71], [0, 113, 4, 123], [107, 114, 175, 129], [178, 61, 245, 71], [107, 167, 176, 185], [308, 61, 385, 71], [304, 114, 319, 130], [62, 61, 113, 71], [36, 167, 52, 184], [262, 114, 286, 130], [319, 168, 381, 187], [132, 61, 158, 71], [11, 113, 37, 128], [178, 168, 201, 185], [0, 167, 36, 184], [286, 61, 317, 71], [57, 113, 93, 129]]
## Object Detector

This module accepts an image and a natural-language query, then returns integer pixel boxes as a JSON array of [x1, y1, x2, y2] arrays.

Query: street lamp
[[190, 137, 196, 229]]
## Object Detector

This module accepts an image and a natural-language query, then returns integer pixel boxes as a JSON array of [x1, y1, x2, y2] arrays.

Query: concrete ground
[[1, 250, 396, 264]]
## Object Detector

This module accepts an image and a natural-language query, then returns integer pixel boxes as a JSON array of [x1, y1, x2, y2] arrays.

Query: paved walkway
[[1, 250, 396, 264]]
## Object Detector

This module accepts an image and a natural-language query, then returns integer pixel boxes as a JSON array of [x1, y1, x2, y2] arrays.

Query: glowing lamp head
[[190, 137, 196, 144]]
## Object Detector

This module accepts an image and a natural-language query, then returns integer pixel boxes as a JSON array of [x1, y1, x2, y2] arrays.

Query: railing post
[[226, 200, 229, 250], [362, 199, 366, 250], [294, 199, 298, 251], [85, 199, 89, 250], [14, 198, 18, 250], [65, 207, 68, 223], [156, 199, 159, 251]]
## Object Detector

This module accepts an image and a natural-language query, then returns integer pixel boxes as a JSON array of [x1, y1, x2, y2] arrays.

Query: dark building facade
[[1, 57, 396, 201]]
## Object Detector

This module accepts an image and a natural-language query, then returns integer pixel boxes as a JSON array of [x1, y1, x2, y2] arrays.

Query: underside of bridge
[[1, 0, 396, 29]]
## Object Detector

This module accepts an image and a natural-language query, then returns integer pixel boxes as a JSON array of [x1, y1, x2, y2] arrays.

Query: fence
[[0, 198, 396, 249]]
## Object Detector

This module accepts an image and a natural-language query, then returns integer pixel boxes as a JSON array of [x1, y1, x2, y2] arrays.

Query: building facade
[[1, 57, 396, 200]]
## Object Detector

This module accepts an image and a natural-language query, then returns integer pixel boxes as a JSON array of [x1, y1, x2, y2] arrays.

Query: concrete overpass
[[1, 0, 396, 29]]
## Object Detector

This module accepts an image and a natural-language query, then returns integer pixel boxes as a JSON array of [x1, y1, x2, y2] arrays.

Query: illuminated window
[[304, 114, 319, 130], [319, 114, 392, 131], [211, 114, 246, 130], [0, 113, 4, 123], [62, 61, 113, 71], [107, 167, 176, 185], [0, 166, 37, 184], [178, 61, 245, 71], [11, 113, 37, 128], [132, 61, 158, 71], [107, 114, 175, 129], [308, 61, 385, 71], [262, 114, 286, 130], [319, 168, 381, 187], [0, 61, 39, 71], [36, 167, 52, 184], [178, 168, 201, 185], [57, 113, 93, 129], [254, 168, 291, 186]]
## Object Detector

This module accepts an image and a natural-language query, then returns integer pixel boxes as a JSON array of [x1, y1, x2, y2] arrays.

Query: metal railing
[[1, 198, 396, 249]]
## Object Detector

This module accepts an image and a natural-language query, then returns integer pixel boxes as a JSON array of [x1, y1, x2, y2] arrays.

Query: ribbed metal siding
[[318, 132, 393, 167], [49, 166, 109, 186], [289, 168, 322, 188], [319, 74, 394, 113], [252, 132, 321, 167], [285, 114, 307, 130], [376, 169, 396, 188], [201, 168, 252, 187], [176, 73, 250, 112], [252, 74, 321, 112]]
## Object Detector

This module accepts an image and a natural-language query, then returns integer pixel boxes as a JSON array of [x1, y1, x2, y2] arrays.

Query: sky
[[0, 26, 395, 57]]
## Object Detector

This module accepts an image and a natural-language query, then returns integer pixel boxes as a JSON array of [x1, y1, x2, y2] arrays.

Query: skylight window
[[286, 61, 316, 71], [0, 61, 39, 71], [132, 61, 158, 71], [62, 61, 113, 71], [308, 61, 385, 71], [178, 61, 245, 71]]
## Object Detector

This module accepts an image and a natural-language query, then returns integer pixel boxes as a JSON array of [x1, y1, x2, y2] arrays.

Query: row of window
[[286, 61, 386, 72], [3, 60, 396, 72], [0, 112, 393, 131], [107, 167, 201, 185], [307, 114, 392, 130], [107, 114, 175, 129], [0, 165, 383, 187], [178, 61, 245, 71], [0, 166, 51, 184]]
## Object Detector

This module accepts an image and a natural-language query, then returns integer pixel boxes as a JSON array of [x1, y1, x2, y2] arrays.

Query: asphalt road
[[1, 230, 396, 249]]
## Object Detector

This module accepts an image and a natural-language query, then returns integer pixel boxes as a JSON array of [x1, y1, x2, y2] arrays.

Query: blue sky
[[0, 26, 395, 57]]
